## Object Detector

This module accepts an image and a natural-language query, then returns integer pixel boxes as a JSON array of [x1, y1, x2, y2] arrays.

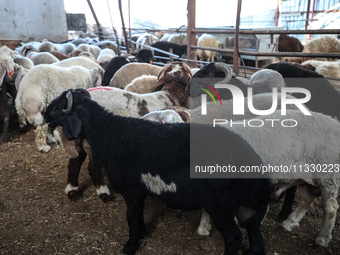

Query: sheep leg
[[123, 191, 146, 254], [276, 186, 297, 222], [197, 209, 212, 236], [66, 149, 87, 202], [237, 205, 267, 255], [281, 184, 317, 232], [85, 146, 115, 203], [315, 189, 339, 247], [205, 195, 242, 255], [34, 124, 51, 152]]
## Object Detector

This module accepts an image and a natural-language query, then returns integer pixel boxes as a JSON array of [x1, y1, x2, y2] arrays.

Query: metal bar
[[233, 0, 242, 74], [118, 0, 130, 54], [192, 29, 340, 34], [305, 0, 312, 30], [86, 0, 104, 41], [187, 0, 196, 67], [130, 40, 180, 57], [191, 45, 340, 57]]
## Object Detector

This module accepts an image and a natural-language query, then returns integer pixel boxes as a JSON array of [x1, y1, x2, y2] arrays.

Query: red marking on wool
[[87, 86, 115, 92]]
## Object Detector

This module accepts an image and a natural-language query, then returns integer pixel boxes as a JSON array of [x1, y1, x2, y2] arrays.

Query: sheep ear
[[63, 113, 82, 140], [154, 77, 166, 89]]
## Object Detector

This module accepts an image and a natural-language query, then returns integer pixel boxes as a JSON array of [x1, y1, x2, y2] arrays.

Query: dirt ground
[[1, 118, 340, 255]]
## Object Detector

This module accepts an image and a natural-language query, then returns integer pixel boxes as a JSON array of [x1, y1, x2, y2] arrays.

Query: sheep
[[0, 46, 15, 84], [68, 49, 83, 57], [95, 62, 192, 115], [303, 35, 340, 54], [76, 43, 101, 59], [48, 51, 70, 61], [265, 62, 340, 120], [277, 34, 304, 52], [300, 59, 340, 88], [151, 41, 187, 63], [187, 63, 284, 106], [48, 62, 192, 203], [96, 48, 116, 63], [249, 69, 285, 92], [44, 88, 272, 255], [141, 109, 187, 123], [78, 52, 98, 63], [168, 33, 187, 44], [38, 40, 62, 53], [52, 57, 104, 71], [15, 42, 40, 56], [198, 110, 340, 247], [27, 52, 60, 65], [94, 41, 118, 55], [197, 33, 219, 62], [103, 49, 154, 86], [124, 75, 158, 94], [136, 33, 159, 50], [13, 56, 34, 69], [109, 62, 161, 89], [15, 64, 103, 152]]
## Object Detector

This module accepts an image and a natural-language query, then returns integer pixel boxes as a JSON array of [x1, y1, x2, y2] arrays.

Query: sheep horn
[[62, 91, 73, 114], [215, 62, 233, 84]]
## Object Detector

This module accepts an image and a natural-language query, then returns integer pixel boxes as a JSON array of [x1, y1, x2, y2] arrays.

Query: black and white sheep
[[44, 88, 272, 255], [50, 62, 192, 203], [103, 49, 154, 86]]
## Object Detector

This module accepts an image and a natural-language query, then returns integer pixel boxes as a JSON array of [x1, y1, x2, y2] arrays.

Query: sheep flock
[[2, 32, 340, 255]]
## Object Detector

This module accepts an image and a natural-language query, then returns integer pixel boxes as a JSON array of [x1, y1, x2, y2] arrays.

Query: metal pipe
[[187, 0, 196, 67], [86, 0, 104, 41], [305, 0, 312, 30], [191, 45, 340, 58], [118, 0, 130, 54], [192, 29, 340, 34], [234, 0, 242, 74]]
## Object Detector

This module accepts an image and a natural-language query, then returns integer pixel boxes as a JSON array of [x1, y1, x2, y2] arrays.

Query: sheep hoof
[[38, 144, 51, 153], [316, 235, 331, 247], [243, 250, 265, 255], [123, 240, 139, 255], [197, 225, 211, 236], [99, 193, 116, 203], [68, 190, 83, 202], [281, 220, 299, 232]]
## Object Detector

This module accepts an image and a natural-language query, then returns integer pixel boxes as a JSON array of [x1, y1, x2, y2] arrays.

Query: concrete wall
[[1, 0, 68, 43]]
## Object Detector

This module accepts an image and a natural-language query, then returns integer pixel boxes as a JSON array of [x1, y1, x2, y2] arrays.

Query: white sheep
[[13, 56, 34, 70], [303, 35, 340, 53], [168, 33, 187, 45], [76, 43, 101, 59], [249, 69, 285, 91], [52, 57, 104, 71], [124, 75, 158, 94], [300, 59, 340, 88], [109, 62, 161, 89], [0, 46, 15, 85], [96, 48, 116, 63], [15, 64, 103, 152], [136, 33, 159, 50], [27, 52, 60, 65], [197, 33, 219, 62]]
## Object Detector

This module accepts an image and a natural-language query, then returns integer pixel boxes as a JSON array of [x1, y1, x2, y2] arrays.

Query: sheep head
[[155, 62, 193, 90], [186, 62, 232, 98], [44, 88, 91, 140]]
